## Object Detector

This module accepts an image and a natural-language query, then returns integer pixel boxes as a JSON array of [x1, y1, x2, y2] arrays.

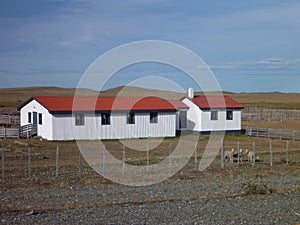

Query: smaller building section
[[182, 92, 244, 132]]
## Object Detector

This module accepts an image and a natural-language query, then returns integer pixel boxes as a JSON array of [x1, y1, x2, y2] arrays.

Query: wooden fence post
[[146, 144, 150, 172], [253, 141, 256, 167], [269, 140, 273, 166], [237, 141, 240, 167], [286, 141, 289, 165], [102, 145, 106, 174], [194, 142, 198, 170], [292, 130, 295, 141], [1, 144, 4, 179], [122, 145, 126, 174], [220, 139, 224, 169], [169, 142, 172, 171], [79, 151, 83, 177], [56, 146, 59, 177], [28, 147, 31, 179]]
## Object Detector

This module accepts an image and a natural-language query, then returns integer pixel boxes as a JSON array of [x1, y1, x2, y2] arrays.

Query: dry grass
[[0, 134, 299, 191]]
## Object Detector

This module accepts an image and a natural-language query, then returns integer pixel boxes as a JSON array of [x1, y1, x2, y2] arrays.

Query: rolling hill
[[0, 86, 300, 113]]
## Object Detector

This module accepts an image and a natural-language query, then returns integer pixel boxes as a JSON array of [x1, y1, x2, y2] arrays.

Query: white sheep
[[247, 150, 255, 162], [224, 148, 234, 163], [233, 148, 243, 162]]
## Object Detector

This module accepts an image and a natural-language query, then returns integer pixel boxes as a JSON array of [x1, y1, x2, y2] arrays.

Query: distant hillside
[[0, 86, 300, 112], [0, 86, 185, 111]]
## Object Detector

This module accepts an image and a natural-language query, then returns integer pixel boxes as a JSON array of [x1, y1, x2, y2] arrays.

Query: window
[[211, 111, 218, 120], [126, 113, 135, 124], [101, 113, 110, 125], [150, 112, 158, 124], [179, 111, 187, 129], [38, 113, 42, 125], [75, 114, 84, 126], [28, 112, 31, 123], [226, 110, 233, 120]]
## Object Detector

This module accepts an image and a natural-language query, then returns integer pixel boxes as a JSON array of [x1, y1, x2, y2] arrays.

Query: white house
[[181, 88, 244, 133], [18, 96, 188, 140], [18, 88, 243, 140]]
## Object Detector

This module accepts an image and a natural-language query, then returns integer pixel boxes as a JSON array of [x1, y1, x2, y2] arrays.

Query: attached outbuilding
[[18, 96, 188, 140], [181, 90, 244, 133]]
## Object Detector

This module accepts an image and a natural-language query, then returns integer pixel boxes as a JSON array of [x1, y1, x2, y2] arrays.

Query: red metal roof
[[191, 96, 244, 109], [23, 96, 188, 112]]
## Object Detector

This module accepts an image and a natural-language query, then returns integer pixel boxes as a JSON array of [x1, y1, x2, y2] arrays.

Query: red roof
[[190, 96, 244, 109], [20, 96, 188, 113]]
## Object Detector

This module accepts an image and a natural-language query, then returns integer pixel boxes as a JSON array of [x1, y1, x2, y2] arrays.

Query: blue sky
[[0, 0, 299, 93]]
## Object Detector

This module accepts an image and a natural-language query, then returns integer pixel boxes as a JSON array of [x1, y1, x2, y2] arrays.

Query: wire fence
[[242, 107, 300, 121], [1, 138, 299, 181], [245, 126, 300, 141]]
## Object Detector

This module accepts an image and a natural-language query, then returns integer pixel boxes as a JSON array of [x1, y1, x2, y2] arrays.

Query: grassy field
[[0, 133, 299, 190]]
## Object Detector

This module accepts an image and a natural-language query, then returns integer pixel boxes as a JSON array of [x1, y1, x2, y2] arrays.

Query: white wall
[[182, 98, 202, 131], [201, 109, 241, 131], [52, 112, 176, 140], [20, 100, 53, 139], [182, 98, 242, 132]]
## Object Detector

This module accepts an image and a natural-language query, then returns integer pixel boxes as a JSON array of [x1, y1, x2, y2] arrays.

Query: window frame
[[150, 112, 158, 124], [101, 113, 111, 125], [126, 112, 135, 124], [226, 110, 233, 120], [28, 112, 32, 123], [38, 113, 42, 125], [211, 111, 218, 121], [75, 114, 85, 126]]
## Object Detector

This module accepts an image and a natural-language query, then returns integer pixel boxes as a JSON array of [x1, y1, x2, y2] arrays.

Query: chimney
[[188, 87, 194, 98]]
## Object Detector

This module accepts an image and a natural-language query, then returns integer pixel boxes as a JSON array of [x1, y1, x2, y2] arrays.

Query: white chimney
[[188, 87, 194, 98]]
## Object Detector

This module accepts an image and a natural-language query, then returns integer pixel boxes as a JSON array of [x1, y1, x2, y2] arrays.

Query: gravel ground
[[1, 174, 299, 224]]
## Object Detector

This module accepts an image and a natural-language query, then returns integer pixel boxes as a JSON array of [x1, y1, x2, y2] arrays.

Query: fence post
[[28, 147, 31, 179], [1, 144, 4, 179], [122, 145, 126, 174], [292, 130, 295, 141], [79, 151, 83, 177], [146, 144, 150, 172], [286, 141, 289, 165], [4, 128, 6, 140], [194, 142, 198, 170], [169, 142, 172, 171], [102, 145, 106, 174], [221, 139, 224, 169], [56, 146, 59, 177], [253, 141, 256, 167], [269, 140, 272, 167], [237, 141, 240, 167]]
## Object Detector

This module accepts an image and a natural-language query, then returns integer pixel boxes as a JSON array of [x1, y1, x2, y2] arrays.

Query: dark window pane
[[150, 112, 158, 124], [211, 111, 218, 120], [38, 113, 42, 125], [101, 113, 110, 125], [75, 114, 84, 126]]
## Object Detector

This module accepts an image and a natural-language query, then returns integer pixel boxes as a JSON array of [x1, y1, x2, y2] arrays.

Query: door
[[32, 112, 37, 125]]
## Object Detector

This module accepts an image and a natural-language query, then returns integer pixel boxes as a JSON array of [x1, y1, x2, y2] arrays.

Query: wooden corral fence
[[245, 126, 300, 141], [0, 124, 37, 139], [0, 114, 20, 126], [242, 107, 300, 121]]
